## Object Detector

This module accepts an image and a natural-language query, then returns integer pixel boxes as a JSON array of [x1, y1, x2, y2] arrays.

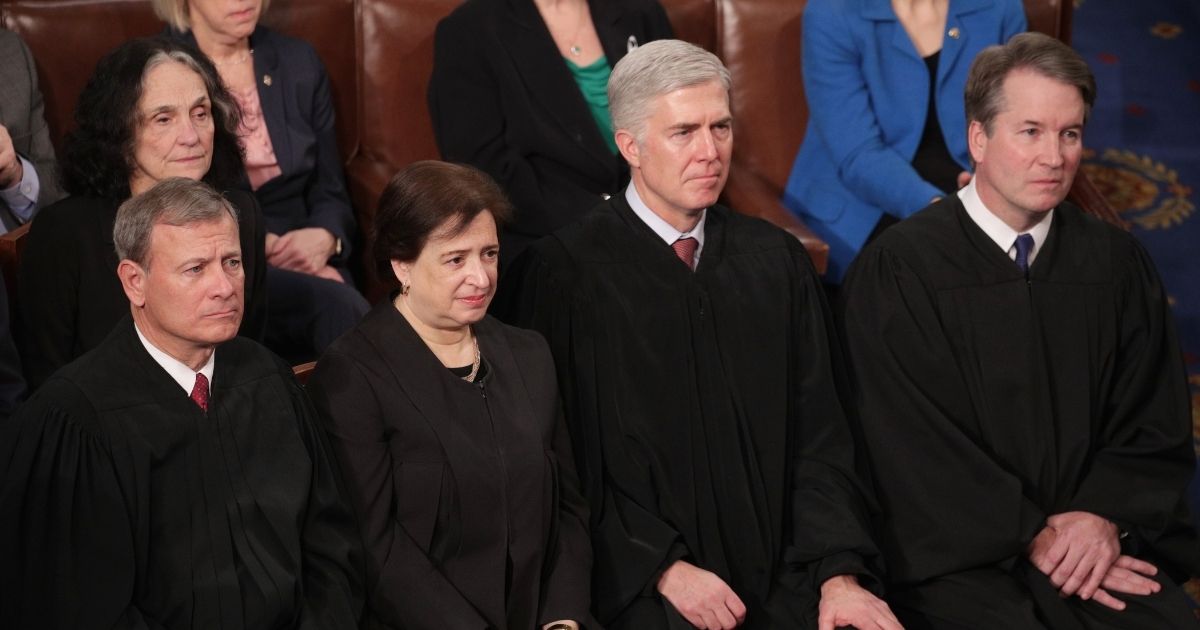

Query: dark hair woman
[[307, 160, 596, 630], [17, 36, 267, 388]]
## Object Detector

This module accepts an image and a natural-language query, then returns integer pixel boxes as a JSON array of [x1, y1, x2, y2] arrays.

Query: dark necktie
[[1014, 233, 1035, 274], [190, 373, 209, 412], [672, 237, 698, 270]]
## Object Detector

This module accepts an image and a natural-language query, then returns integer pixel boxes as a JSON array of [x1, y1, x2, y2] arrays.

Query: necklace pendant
[[569, 44, 582, 56]]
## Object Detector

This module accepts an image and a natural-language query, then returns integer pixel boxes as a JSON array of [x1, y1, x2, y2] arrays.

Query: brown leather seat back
[[1, 0, 358, 162], [1023, 0, 1069, 41], [660, 0, 716, 53], [715, 0, 807, 193], [356, 0, 459, 171], [2, 0, 161, 149]]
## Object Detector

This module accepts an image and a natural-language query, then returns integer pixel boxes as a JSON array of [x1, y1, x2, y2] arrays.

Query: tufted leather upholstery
[[0, 0, 1115, 305]]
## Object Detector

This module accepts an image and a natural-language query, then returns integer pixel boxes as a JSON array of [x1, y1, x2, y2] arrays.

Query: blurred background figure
[[0, 28, 63, 233], [429, 0, 673, 266], [308, 161, 594, 630], [157, 0, 369, 361], [782, 0, 1026, 283], [17, 36, 267, 389]]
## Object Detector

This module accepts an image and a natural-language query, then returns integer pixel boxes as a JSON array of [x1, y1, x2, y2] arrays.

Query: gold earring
[[401, 282, 410, 295]]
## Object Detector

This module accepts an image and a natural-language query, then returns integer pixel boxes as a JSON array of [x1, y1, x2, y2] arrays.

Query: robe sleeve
[[497, 248, 689, 621], [538, 382, 598, 627], [0, 380, 166, 629], [16, 201, 81, 388], [286, 374, 366, 629], [1064, 240, 1200, 574], [307, 350, 493, 629], [841, 245, 1047, 584], [783, 246, 885, 592]]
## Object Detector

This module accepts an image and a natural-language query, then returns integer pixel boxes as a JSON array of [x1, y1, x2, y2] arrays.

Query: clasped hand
[[818, 574, 903, 630], [657, 560, 746, 629], [1028, 511, 1160, 611], [266, 228, 344, 282]]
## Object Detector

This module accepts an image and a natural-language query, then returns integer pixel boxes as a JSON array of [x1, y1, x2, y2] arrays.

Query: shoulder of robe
[[480, 314, 551, 361], [14, 367, 113, 441], [215, 336, 296, 388], [30, 196, 113, 235], [716, 204, 807, 255]]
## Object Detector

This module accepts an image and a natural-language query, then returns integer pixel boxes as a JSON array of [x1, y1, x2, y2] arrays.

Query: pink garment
[[232, 84, 282, 190]]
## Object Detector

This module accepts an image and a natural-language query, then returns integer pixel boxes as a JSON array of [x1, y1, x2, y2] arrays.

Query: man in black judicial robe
[[0, 178, 362, 629], [841, 33, 1200, 629], [498, 40, 901, 630]]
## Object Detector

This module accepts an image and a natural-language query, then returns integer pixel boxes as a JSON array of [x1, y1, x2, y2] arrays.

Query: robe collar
[[958, 178, 1054, 267], [624, 183, 707, 264], [134, 323, 216, 396]]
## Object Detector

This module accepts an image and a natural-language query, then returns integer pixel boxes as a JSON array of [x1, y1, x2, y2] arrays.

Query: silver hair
[[608, 39, 732, 142], [114, 177, 239, 266]]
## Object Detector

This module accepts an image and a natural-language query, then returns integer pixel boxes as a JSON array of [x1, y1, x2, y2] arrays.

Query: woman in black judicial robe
[[307, 161, 595, 630], [18, 37, 266, 389]]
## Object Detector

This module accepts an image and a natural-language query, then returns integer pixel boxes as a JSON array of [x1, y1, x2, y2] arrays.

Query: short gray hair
[[114, 177, 239, 266], [608, 39, 732, 142]]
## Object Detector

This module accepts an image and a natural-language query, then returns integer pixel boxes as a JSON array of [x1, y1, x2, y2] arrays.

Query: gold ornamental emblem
[[1081, 148, 1195, 230]]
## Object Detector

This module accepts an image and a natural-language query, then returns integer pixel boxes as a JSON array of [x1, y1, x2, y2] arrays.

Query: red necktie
[[190, 373, 209, 412], [672, 237, 698, 270]]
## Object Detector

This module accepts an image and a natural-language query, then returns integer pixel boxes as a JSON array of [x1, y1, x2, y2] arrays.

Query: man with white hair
[[499, 40, 898, 630]]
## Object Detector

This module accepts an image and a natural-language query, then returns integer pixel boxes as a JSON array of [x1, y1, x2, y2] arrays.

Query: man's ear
[[615, 129, 640, 168], [117, 259, 148, 308], [968, 120, 988, 166]]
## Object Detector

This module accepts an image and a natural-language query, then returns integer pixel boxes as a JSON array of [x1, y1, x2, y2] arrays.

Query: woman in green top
[[429, 0, 674, 265]]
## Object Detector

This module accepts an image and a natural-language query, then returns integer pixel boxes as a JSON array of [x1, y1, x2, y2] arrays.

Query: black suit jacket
[[16, 190, 268, 389], [428, 0, 672, 261], [174, 26, 357, 262], [307, 305, 595, 629], [0, 28, 64, 230]]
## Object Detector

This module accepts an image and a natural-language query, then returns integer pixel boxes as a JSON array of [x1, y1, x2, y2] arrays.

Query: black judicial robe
[[307, 306, 595, 629], [841, 198, 1200, 624], [497, 195, 883, 628], [0, 319, 362, 629]]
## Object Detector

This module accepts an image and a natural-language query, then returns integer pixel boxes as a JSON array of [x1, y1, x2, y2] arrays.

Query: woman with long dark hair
[[18, 36, 267, 388]]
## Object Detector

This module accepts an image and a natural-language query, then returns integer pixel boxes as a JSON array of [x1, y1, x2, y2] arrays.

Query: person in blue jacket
[[783, 0, 1026, 283]]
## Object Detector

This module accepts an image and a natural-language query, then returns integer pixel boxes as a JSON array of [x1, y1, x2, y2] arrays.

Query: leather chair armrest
[[1, 223, 30, 317], [721, 162, 830, 275], [1068, 170, 1129, 230]]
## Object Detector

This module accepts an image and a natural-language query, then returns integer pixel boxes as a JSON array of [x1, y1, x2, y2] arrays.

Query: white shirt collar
[[957, 178, 1053, 265], [625, 182, 707, 266], [134, 324, 216, 396]]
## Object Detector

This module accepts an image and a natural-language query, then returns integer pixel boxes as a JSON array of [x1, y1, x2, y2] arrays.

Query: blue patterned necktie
[[1014, 233, 1035, 274]]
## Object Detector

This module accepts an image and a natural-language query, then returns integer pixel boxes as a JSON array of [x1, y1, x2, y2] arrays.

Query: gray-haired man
[[500, 40, 898, 630], [0, 178, 362, 629]]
